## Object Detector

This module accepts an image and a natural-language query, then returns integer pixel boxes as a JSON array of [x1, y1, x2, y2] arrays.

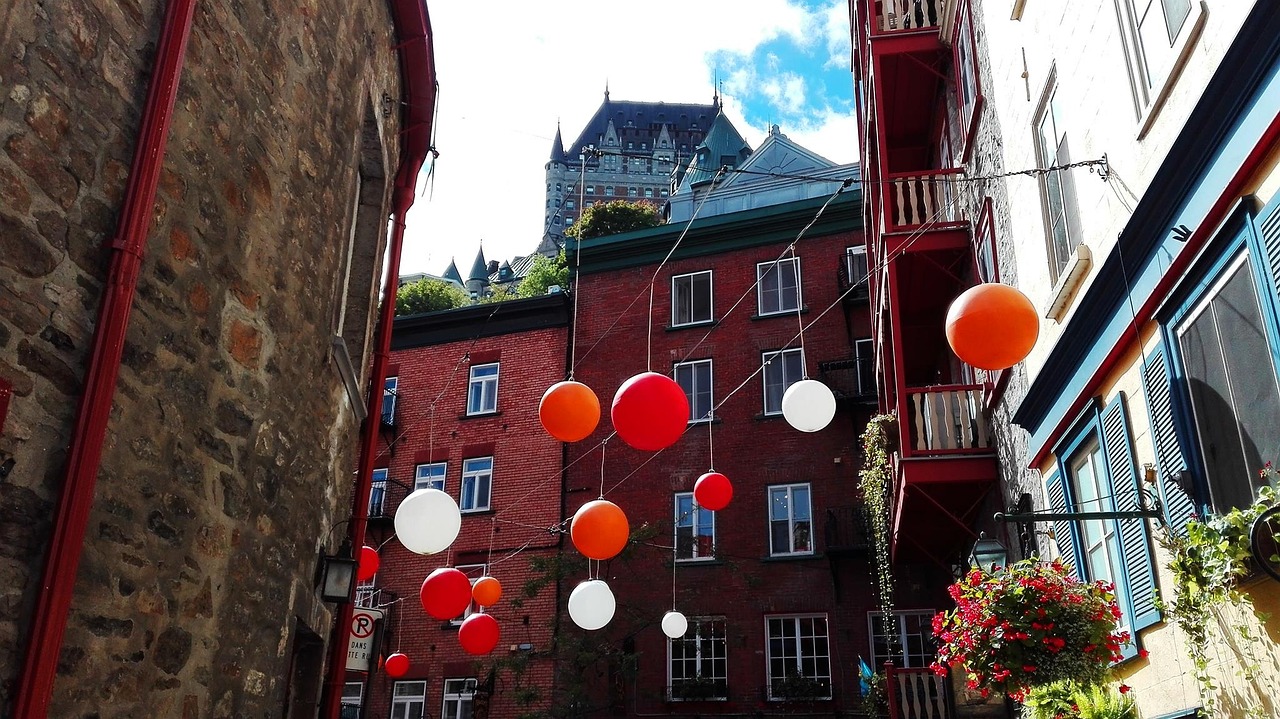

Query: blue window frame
[[382, 376, 398, 425], [1046, 394, 1159, 657]]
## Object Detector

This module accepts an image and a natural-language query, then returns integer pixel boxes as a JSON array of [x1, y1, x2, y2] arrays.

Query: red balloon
[[458, 612, 501, 656], [385, 652, 410, 677], [611, 372, 690, 451], [420, 568, 473, 620], [357, 545, 380, 582], [694, 471, 734, 511], [540, 381, 602, 442], [945, 283, 1039, 371], [571, 499, 630, 560]]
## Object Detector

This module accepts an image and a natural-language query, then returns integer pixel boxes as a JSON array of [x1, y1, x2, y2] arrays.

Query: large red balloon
[[472, 576, 502, 607], [694, 471, 734, 511], [357, 545, 380, 582], [571, 499, 630, 560], [945, 283, 1039, 371], [385, 652, 410, 678], [540, 381, 601, 442], [611, 372, 690, 451], [458, 612, 501, 655], [420, 568, 473, 620]]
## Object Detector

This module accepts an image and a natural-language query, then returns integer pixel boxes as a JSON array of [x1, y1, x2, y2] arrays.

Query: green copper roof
[[442, 259, 463, 285], [680, 111, 752, 189], [467, 248, 489, 283]]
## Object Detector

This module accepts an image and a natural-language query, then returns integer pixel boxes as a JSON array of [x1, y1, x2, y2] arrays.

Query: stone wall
[[0, 1, 406, 715]]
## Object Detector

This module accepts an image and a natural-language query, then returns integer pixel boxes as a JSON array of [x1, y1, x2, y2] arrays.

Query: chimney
[[487, 260, 499, 273]]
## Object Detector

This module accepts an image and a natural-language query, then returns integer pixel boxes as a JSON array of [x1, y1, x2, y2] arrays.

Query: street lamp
[[968, 532, 1008, 574], [317, 540, 358, 604]]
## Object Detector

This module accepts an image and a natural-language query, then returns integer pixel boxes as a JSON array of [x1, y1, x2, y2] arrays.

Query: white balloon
[[394, 488, 462, 555], [568, 579, 616, 631], [781, 379, 837, 433], [661, 610, 688, 639]]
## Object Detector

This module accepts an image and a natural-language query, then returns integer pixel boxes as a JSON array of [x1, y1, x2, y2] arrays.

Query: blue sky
[[401, 0, 856, 276]]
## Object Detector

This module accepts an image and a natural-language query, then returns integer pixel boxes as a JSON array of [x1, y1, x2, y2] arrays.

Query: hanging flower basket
[[930, 560, 1130, 702]]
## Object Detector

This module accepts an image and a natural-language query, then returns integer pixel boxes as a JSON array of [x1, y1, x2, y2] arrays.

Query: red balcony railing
[[903, 383, 990, 455], [885, 169, 964, 231], [873, 0, 945, 35]]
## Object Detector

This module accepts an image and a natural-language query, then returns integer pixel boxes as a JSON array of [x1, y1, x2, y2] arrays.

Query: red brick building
[[350, 294, 570, 718]]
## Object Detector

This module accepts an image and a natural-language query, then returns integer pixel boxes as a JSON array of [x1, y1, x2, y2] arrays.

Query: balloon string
[[707, 413, 715, 471], [646, 282, 655, 373], [599, 437, 608, 499], [790, 244, 808, 379], [568, 153, 587, 380], [486, 517, 496, 571], [672, 537, 678, 611]]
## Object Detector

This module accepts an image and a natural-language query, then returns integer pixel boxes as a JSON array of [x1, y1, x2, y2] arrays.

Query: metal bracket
[[995, 487, 1166, 527]]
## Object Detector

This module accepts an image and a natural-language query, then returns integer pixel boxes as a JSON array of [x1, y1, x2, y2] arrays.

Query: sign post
[[346, 607, 383, 673]]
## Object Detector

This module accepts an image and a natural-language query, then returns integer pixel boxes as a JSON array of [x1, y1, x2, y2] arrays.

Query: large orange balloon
[[472, 576, 502, 607], [571, 499, 630, 560], [540, 381, 601, 442], [611, 372, 689, 451], [945, 283, 1039, 371]]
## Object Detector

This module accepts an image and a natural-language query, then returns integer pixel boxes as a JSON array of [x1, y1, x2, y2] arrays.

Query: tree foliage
[[564, 199, 663, 240], [395, 277, 468, 316], [517, 252, 570, 298]]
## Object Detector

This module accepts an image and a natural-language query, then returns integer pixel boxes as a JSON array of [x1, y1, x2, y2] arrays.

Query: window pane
[[692, 273, 711, 322]]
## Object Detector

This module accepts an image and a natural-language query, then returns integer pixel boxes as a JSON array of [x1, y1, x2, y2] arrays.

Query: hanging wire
[[568, 150, 589, 379], [598, 437, 608, 499], [707, 410, 715, 471], [789, 243, 809, 379]]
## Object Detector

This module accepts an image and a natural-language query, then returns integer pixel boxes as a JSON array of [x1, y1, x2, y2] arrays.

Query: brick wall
[[0, 1, 405, 715]]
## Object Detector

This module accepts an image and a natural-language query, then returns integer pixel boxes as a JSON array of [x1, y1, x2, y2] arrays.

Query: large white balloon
[[568, 580, 616, 631], [661, 610, 688, 639], [394, 488, 462, 555], [781, 379, 837, 433]]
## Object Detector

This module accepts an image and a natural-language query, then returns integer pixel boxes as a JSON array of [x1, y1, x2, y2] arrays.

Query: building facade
[[0, 0, 435, 716]]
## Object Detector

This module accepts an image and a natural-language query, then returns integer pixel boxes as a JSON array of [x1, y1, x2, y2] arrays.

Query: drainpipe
[[10, 1, 198, 716], [318, 2, 435, 716]]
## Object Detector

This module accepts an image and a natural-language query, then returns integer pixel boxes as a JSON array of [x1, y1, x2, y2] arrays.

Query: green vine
[[860, 414, 897, 652], [1156, 481, 1279, 716]]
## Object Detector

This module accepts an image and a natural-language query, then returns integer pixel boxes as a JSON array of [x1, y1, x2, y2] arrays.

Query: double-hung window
[[1114, 0, 1201, 126], [415, 462, 446, 492], [342, 682, 363, 710], [765, 615, 831, 700], [671, 270, 713, 326], [669, 617, 728, 700], [869, 610, 937, 668], [762, 348, 805, 415], [768, 483, 812, 556], [1046, 395, 1159, 656], [674, 359, 713, 423], [467, 363, 499, 415], [1034, 72, 1080, 284], [382, 376, 398, 426], [451, 564, 488, 624], [674, 492, 715, 561], [391, 681, 427, 719], [854, 339, 875, 396], [953, 0, 982, 158], [369, 467, 388, 518], [461, 457, 493, 512], [442, 678, 477, 719], [757, 258, 801, 315], [845, 246, 869, 291]]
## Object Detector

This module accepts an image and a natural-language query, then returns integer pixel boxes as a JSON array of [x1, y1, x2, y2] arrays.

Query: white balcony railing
[[887, 171, 962, 229], [907, 384, 989, 452], [878, 0, 944, 33]]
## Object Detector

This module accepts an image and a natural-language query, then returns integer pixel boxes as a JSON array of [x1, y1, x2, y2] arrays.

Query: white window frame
[[762, 348, 805, 416], [369, 467, 388, 518], [671, 270, 714, 327], [415, 462, 446, 492], [868, 610, 937, 668], [674, 359, 714, 424], [383, 376, 399, 425], [674, 492, 715, 562], [756, 257, 802, 316], [342, 681, 363, 708], [764, 614, 831, 700], [391, 681, 427, 719], [1033, 72, 1078, 284], [667, 617, 728, 700], [845, 246, 869, 289], [768, 483, 813, 557], [466, 363, 499, 416], [441, 678, 477, 719], [460, 457, 493, 513], [1113, 0, 1204, 136], [450, 564, 488, 625]]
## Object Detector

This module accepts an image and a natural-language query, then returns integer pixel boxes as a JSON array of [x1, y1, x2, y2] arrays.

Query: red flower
[[1138, 648, 1149, 659], [1119, 684, 1131, 694]]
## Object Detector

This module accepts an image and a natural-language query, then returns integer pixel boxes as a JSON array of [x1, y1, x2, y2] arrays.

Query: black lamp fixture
[[317, 539, 358, 604], [969, 532, 1009, 574]]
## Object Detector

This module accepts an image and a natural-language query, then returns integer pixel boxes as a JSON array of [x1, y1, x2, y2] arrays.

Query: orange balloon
[[472, 576, 503, 607], [540, 381, 602, 442], [945, 283, 1039, 371], [571, 499, 630, 560]]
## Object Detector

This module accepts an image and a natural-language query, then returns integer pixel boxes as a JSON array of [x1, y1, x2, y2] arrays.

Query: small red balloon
[[571, 499, 630, 560], [611, 372, 690, 451], [540, 381, 602, 442], [694, 471, 734, 511], [385, 652, 410, 677], [945, 283, 1039, 371], [473, 576, 502, 607], [421, 568, 472, 620], [357, 545, 380, 582], [458, 612, 501, 656]]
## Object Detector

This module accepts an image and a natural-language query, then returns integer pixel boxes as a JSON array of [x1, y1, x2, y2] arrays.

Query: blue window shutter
[[1044, 470, 1080, 578], [1100, 394, 1161, 632], [1257, 196, 1280, 298], [1139, 347, 1196, 536]]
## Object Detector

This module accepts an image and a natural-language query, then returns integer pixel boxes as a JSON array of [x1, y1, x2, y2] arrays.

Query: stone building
[[0, 0, 436, 716]]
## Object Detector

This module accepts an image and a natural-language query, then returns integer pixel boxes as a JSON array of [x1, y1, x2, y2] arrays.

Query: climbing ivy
[[860, 414, 897, 647]]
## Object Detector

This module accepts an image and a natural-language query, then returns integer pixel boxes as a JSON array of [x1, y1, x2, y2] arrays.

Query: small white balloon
[[781, 379, 837, 433], [568, 579, 616, 631], [394, 488, 462, 555], [661, 610, 688, 639]]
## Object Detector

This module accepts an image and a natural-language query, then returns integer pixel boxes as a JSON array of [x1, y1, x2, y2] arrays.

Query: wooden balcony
[[885, 169, 966, 234], [903, 384, 989, 457], [886, 665, 954, 719], [872, 0, 944, 36]]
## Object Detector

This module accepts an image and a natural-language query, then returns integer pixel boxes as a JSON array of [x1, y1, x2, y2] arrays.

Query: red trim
[[414, 448, 448, 464], [461, 442, 496, 458], [11, 1, 198, 715], [469, 349, 501, 364], [1027, 111, 1280, 467]]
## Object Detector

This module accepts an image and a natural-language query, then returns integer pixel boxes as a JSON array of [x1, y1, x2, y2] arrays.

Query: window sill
[[666, 319, 717, 332], [751, 306, 809, 321], [460, 508, 494, 516], [755, 412, 786, 422], [675, 558, 723, 566], [687, 416, 723, 427], [1043, 243, 1091, 322], [458, 410, 502, 421], [762, 552, 820, 562]]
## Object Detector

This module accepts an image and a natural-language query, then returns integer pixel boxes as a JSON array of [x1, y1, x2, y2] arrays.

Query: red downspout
[[11, 1, 197, 716], [318, 1, 435, 717]]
